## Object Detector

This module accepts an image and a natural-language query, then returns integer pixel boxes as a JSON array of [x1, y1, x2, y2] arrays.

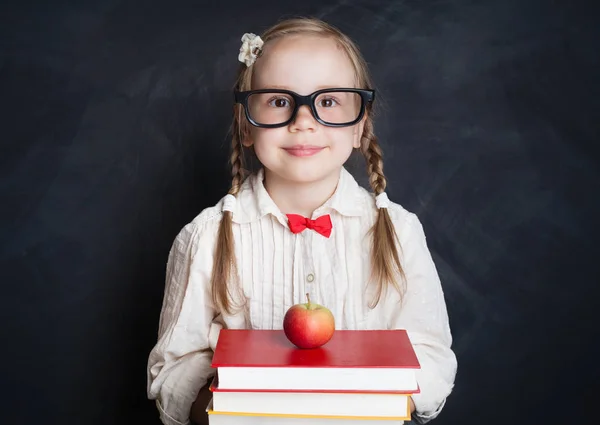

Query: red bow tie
[[286, 214, 332, 238]]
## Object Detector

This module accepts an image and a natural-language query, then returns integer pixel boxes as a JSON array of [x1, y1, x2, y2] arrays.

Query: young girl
[[147, 17, 457, 425]]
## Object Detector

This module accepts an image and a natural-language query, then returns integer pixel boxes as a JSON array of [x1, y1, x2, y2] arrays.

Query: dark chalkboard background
[[1, 0, 598, 424]]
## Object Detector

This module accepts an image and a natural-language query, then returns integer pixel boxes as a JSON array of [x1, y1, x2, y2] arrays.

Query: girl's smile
[[282, 144, 326, 157]]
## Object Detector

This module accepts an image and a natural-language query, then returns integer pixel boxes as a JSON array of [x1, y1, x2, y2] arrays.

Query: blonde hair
[[212, 17, 405, 314]]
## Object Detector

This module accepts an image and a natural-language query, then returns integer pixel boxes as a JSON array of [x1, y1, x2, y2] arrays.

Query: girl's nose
[[289, 105, 317, 132]]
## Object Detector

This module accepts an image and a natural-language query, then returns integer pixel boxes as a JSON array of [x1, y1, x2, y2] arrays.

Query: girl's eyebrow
[[262, 84, 291, 90]]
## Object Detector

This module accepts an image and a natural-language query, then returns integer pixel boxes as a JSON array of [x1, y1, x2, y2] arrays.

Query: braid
[[362, 120, 386, 195], [210, 116, 247, 314], [229, 135, 245, 196], [361, 119, 406, 307]]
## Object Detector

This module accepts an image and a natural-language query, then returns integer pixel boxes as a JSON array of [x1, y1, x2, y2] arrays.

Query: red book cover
[[211, 329, 420, 369]]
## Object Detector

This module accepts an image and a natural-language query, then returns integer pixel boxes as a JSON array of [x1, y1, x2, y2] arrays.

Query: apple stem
[[306, 292, 311, 308]]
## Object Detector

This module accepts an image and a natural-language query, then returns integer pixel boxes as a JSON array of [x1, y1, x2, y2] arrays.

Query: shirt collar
[[231, 167, 366, 224]]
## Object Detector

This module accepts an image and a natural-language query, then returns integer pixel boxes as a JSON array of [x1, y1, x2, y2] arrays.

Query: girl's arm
[[390, 212, 458, 423], [147, 220, 220, 425]]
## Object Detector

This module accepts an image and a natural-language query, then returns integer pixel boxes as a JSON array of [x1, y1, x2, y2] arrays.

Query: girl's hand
[[409, 396, 416, 413]]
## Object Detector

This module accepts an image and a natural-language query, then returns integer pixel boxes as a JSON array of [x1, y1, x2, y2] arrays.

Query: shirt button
[[306, 273, 315, 283]]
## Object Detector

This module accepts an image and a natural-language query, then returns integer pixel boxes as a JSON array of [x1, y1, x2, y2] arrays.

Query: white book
[[216, 367, 418, 392], [212, 388, 411, 418], [206, 399, 407, 425]]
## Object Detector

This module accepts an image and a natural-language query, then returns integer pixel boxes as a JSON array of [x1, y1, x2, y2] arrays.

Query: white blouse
[[147, 167, 457, 425]]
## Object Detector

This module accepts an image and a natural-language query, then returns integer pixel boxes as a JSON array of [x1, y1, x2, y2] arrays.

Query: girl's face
[[244, 35, 365, 186]]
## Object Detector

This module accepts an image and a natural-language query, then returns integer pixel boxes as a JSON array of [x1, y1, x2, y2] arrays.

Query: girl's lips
[[283, 145, 325, 157]]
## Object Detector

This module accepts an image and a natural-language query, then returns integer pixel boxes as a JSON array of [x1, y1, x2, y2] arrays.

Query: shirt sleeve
[[147, 220, 221, 425], [390, 212, 458, 423]]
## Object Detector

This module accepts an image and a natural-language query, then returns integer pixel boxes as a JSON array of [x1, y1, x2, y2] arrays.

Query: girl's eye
[[318, 97, 339, 107], [268, 97, 290, 108]]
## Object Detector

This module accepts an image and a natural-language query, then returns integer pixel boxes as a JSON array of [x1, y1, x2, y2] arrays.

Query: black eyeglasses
[[234, 88, 375, 128]]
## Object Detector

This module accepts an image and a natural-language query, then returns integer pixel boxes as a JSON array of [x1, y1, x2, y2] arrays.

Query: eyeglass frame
[[233, 88, 376, 128]]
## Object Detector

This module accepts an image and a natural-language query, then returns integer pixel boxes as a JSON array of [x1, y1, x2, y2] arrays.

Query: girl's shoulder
[[188, 197, 228, 228], [354, 184, 423, 236], [361, 188, 431, 251], [169, 197, 229, 254]]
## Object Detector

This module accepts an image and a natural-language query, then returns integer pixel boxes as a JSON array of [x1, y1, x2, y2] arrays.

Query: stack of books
[[205, 329, 421, 424]]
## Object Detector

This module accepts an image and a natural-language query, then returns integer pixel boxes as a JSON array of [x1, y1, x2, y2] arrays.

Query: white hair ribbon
[[375, 192, 390, 209], [238, 33, 264, 67], [222, 194, 237, 212]]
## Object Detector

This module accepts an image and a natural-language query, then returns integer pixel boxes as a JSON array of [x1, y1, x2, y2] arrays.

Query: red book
[[211, 329, 420, 392]]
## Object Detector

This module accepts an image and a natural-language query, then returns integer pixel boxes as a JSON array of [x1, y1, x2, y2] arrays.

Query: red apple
[[283, 293, 335, 349]]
